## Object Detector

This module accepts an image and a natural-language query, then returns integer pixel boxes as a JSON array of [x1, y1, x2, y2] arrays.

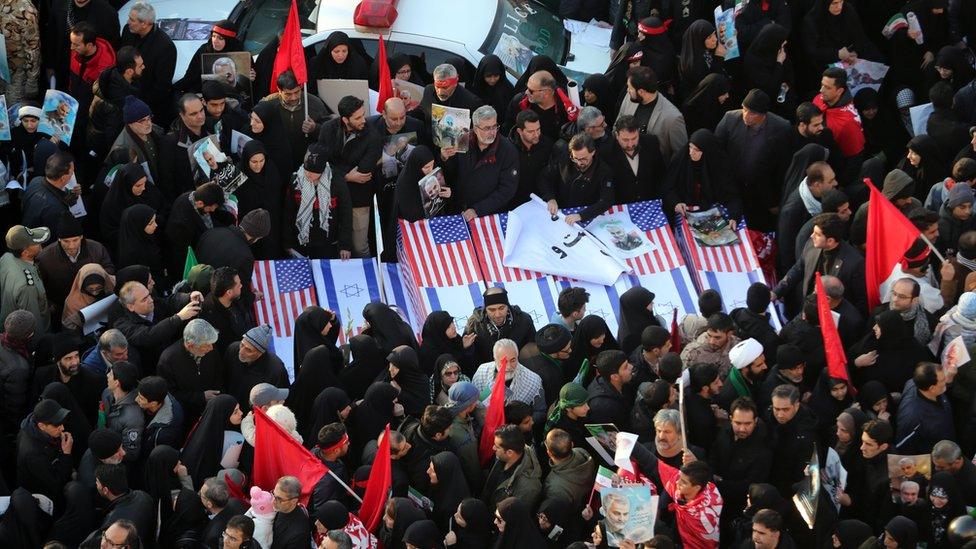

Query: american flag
[[469, 214, 547, 283], [253, 259, 317, 337], [678, 215, 760, 274], [614, 201, 686, 276], [398, 215, 482, 287]]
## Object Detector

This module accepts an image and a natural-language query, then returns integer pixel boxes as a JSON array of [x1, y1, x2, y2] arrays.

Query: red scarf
[[659, 460, 722, 549]]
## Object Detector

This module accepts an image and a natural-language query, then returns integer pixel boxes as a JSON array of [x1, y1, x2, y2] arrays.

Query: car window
[[237, 0, 318, 55], [391, 42, 475, 79], [479, 0, 568, 78]]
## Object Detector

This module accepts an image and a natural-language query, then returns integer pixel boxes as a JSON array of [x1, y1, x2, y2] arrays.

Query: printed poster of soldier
[[382, 132, 417, 179], [830, 58, 889, 94], [0, 95, 10, 141], [202, 52, 253, 104], [0, 38, 10, 83], [687, 207, 740, 247], [393, 78, 424, 110], [431, 103, 470, 153], [887, 454, 931, 494], [793, 448, 820, 529], [419, 167, 447, 218], [39, 89, 78, 145], [157, 18, 216, 40], [599, 486, 657, 547], [587, 210, 657, 259], [189, 135, 245, 195]]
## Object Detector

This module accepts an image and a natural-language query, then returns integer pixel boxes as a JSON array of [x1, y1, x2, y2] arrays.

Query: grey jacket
[[616, 92, 688, 162], [101, 388, 146, 463]]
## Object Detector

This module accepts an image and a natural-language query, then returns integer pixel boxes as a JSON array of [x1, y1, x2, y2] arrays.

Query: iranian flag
[[882, 13, 909, 38]]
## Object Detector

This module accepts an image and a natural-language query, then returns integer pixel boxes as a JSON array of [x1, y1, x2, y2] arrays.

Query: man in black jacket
[[442, 105, 519, 221], [164, 182, 231, 279], [709, 397, 772, 536], [758, 344, 809, 411], [599, 115, 667, 204], [766, 384, 817, 497], [134, 376, 184, 459], [223, 325, 289, 412], [844, 420, 896, 531], [509, 109, 554, 210], [318, 95, 381, 257], [203, 80, 250, 154], [120, 2, 177, 124], [199, 266, 251, 356], [311, 423, 353, 512], [31, 335, 105, 423], [730, 283, 782, 358], [101, 361, 144, 463], [684, 362, 724, 455], [161, 94, 216, 199], [113, 281, 199, 371], [16, 399, 74, 505], [503, 70, 573, 140], [777, 161, 838, 272], [587, 350, 633, 429], [88, 47, 143, 158], [95, 462, 155, 546], [157, 319, 223, 424], [464, 287, 537, 368], [199, 476, 246, 548], [195, 209, 271, 309], [540, 133, 615, 225]]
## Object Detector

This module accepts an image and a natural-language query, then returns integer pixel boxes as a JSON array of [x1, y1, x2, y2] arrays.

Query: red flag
[[866, 179, 921, 310], [478, 356, 508, 467], [359, 424, 392, 532], [815, 272, 855, 395], [375, 34, 394, 113], [670, 307, 682, 353], [270, 0, 307, 92], [252, 406, 327, 506]]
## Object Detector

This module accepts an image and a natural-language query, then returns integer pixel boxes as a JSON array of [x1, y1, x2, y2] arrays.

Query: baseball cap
[[6, 225, 50, 250], [34, 399, 69, 425], [249, 383, 289, 407]]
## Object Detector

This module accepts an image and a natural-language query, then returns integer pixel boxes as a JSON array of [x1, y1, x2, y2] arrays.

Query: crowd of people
[[2, 0, 976, 547]]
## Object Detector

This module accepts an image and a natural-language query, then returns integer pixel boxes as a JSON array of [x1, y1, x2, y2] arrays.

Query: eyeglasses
[[273, 493, 298, 503], [475, 124, 499, 132], [526, 87, 550, 95], [101, 533, 129, 549], [443, 369, 460, 377]]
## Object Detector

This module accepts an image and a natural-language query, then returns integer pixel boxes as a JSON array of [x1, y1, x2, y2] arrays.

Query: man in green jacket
[[481, 424, 542, 511]]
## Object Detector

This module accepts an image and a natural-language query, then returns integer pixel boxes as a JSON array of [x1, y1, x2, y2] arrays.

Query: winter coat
[[680, 331, 741, 379], [464, 305, 537, 365], [100, 389, 146, 462], [813, 93, 865, 158], [16, 415, 73, 503], [21, 179, 72, 238], [141, 394, 184, 460], [317, 117, 383, 207], [89, 69, 141, 156], [0, 345, 30, 437], [539, 154, 615, 222], [730, 307, 781, 358], [445, 136, 519, 217], [895, 379, 956, 455], [482, 445, 543, 510], [587, 376, 630, 429], [156, 340, 223, 422], [708, 421, 771, 519], [599, 133, 668, 204], [542, 448, 596, 511], [119, 25, 177, 120], [111, 308, 185, 374], [766, 405, 818, 494]]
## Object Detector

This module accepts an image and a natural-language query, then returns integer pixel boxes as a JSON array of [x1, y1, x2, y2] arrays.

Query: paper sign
[[80, 294, 117, 335]]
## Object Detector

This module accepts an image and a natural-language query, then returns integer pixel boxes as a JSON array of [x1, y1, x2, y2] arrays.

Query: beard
[[58, 362, 78, 379]]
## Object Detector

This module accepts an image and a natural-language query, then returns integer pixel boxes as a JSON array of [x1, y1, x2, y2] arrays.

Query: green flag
[[183, 246, 198, 280], [573, 358, 590, 386]]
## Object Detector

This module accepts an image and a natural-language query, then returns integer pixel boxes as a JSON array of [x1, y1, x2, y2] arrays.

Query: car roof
[[316, 0, 495, 54]]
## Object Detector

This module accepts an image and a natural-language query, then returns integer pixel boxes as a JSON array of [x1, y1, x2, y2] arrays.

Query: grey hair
[[821, 275, 845, 299], [932, 439, 963, 462], [578, 106, 604, 129], [603, 491, 629, 508], [117, 281, 147, 306], [276, 476, 301, 498], [899, 480, 919, 492], [653, 408, 682, 432], [129, 2, 156, 24], [472, 105, 497, 126], [492, 338, 518, 359], [183, 319, 218, 346], [202, 477, 230, 508], [433, 63, 458, 81], [98, 329, 128, 352], [898, 457, 916, 467], [326, 530, 354, 549], [212, 57, 234, 72]]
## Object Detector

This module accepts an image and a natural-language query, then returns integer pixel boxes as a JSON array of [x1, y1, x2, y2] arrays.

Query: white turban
[[729, 338, 763, 370]]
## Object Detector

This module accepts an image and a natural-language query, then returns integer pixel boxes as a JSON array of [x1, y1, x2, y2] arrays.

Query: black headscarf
[[637, 17, 676, 89], [117, 204, 163, 281], [236, 139, 283, 217], [419, 310, 464, 376], [429, 451, 470, 530], [145, 444, 183, 502], [852, 310, 932, 392], [293, 306, 339, 374], [379, 497, 428, 549], [403, 519, 445, 549], [935, 46, 976, 91], [312, 31, 370, 80], [567, 314, 620, 384], [831, 519, 875, 549], [470, 54, 515, 117], [582, 73, 618, 122], [394, 145, 437, 222], [146, 444, 209, 546], [782, 144, 830, 203], [349, 382, 400, 459], [40, 382, 91, 462], [100, 162, 163, 245], [388, 53, 425, 86], [854, 88, 911, 163], [388, 345, 430, 418], [286, 345, 343, 434], [0, 488, 51, 547], [681, 73, 731, 134], [538, 497, 579, 548], [250, 99, 296, 179], [898, 135, 948, 200], [803, 0, 878, 67], [808, 367, 854, 435], [364, 301, 419, 354], [304, 387, 351, 448], [455, 498, 492, 548], [181, 394, 240, 488], [665, 128, 741, 220], [617, 287, 660, 354], [678, 20, 720, 97], [494, 497, 546, 548], [605, 42, 645, 93], [432, 354, 462, 403], [929, 470, 967, 548], [46, 481, 95, 546], [746, 483, 790, 518], [513, 55, 569, 94], [339, 334, 388, 401], [744, 23, 793, 101]]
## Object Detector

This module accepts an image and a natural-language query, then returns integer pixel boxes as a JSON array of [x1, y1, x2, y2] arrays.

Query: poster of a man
[[202, 52, 252, 105], [599, 486, 657, 547], [38, 89, 78, 144]]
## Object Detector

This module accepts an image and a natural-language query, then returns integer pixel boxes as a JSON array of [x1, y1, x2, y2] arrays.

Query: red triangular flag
[[359, 424, 392, 532], [252, 406, 327, 506], [270, 0, 308, 92], [375, 34, 394, 113], [865, 179, 921, 311], [815, 272, 855, 395], [479, 356, 508, 467], [670, 307, 682, 353]]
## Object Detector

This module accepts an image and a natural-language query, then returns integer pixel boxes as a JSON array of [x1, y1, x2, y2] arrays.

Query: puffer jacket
[[100, 388, 146, 463]]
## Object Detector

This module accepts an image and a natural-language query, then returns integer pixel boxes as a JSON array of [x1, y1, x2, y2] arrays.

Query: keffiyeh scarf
[[295, 166, 332, 246]]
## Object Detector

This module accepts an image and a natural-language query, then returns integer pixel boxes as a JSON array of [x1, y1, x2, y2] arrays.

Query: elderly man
[[109, 95, 168, 189], [420, 63, 483, 125], [933, 440, 976, 505], [101, 361, 144, 463], [200, 476, 246, 547], [472, 339, 546, 425], [616, 66, 687, 162], [465, 287, 537, 365], [82, 329, 133, 376], [113, 281, 200, 369], [272, 476, 312, 549], [652, 408, 702, 469], [224, 326, 289, 412], [21, 152, 77, 238], [119, 2, 176, 122], [157, 318, 223, 423], [601, 490, 631, 545], [441, 105, 519, 221], [821, 275, 865, 348], [503, 70, 574, 140], [36, 213, 114, 320], [715, 88, 793, 231], [540, 132, 614, 225], [1, 225, 52, 331]]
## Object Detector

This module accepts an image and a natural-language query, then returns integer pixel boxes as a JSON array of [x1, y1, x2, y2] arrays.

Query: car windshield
[[238, 0, 318, 54], [480, 0, 569, 78]]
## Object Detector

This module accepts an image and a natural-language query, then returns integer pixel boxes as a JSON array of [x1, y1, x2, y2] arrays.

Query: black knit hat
[[536, 324, 571, 354], [88, 428, 123, 460], [746, 283, 771, 313], [742, 89, 770, 114]]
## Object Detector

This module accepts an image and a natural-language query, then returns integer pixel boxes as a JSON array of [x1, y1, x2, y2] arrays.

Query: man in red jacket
[[69, 21, 116, 101], [813, 67, 865, 159]]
